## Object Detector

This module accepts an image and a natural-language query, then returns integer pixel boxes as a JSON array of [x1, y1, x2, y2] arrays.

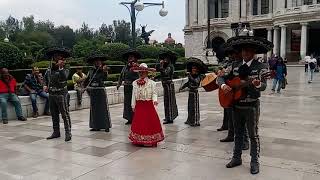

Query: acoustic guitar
[[218, 71, 271, 108]]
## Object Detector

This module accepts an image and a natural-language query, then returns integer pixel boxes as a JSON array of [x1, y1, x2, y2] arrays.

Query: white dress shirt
[[131, 78, 158, 108]]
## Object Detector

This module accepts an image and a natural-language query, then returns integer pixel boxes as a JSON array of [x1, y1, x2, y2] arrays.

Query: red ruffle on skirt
[[129, 100, 164, 145]]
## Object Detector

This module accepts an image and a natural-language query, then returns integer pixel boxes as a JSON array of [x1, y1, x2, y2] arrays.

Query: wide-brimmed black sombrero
[[86, 52, 108, 63], [45, 47, 71, 59], [186, 57, 208, 74], [228, 36, 273, 54], [122, 48, 142, 61], [158, 49, 178, 64], [222, 37, 241, 56]]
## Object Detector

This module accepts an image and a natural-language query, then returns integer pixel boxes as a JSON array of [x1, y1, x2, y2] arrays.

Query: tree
[[0, 42, 23, 69], [75, 22, 94, 40], [35, 20, 54, 33], [52, 25, 76, 48], [22, 15, 35, 32], [113, 20, 131, 45], [73, 39, 98, 58], [99, 23, 115, 42]]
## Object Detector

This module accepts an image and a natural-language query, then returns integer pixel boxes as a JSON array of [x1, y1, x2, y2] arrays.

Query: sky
[[0, 0, 185, 43]]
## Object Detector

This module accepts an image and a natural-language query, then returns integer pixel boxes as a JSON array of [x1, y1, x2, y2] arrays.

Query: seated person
[[72, 67, 86, 105], [0, 68, 27, 124], [24, 67, 49, 118]]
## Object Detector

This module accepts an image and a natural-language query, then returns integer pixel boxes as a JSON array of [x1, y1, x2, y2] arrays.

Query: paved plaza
[[0, 67, 319, 180]]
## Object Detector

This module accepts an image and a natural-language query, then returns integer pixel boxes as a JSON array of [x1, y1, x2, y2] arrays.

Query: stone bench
[[1, 78, 187, 120]]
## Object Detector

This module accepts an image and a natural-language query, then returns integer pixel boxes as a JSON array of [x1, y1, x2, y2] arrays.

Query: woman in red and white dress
[[129, 63, 164, 147]]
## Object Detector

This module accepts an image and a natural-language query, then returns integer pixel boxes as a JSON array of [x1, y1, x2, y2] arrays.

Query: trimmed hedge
[[99, 43, 130, 61], [0, 42, 24, 69], [139, 58, 157, 64]]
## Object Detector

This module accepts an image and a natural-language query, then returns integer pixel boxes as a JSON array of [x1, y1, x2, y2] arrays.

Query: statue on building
[[140, 25, 155, 45], [165, 33, 176, 45]]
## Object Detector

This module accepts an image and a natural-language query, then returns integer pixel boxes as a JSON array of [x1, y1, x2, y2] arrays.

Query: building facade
[[184, 0, 320, 62]]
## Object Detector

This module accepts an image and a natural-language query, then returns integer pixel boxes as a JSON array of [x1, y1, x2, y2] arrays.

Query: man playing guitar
[[217, 36, 272, 175]]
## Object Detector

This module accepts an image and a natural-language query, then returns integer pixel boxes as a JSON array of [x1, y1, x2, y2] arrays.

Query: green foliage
[[73, 39, 98, 58], [31, 61, 50, 68], [104, 61, 125, 65], [136, 45, 162, 59], [139, 58, 157, 64], [99, 43, 130, 61], [171, 47, 185, 57], [107, 73, 121, 82], [0, 42, 23, 69], [177, 57, 187, 63]]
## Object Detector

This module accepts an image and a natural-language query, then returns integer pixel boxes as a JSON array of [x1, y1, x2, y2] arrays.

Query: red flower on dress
[[136, 78, 146, 86]]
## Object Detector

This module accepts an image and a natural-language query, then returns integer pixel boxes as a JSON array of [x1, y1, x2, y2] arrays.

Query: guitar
[[218, 70, 271, 108]]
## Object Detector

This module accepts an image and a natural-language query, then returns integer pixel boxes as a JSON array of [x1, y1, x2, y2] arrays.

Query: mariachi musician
[[44, 47, 72, 142], [180, 57, 207, 127], [217, 35, 272, 174], [218, 40, 249, 151], [156, 50, 179, 124], [117, 49, 140, 125], [83, 52, 111, 132]]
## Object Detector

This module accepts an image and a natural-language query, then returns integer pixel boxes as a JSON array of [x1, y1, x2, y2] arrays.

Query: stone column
[[218, 0, 222, 18], [241, 0, 247, 18], [193, 0, 198, 25], [287, 0, 293, 8], [257, 0, 262, 15], [269, 0, 273, 13], [267, 27, 273, 58], [185, 0, 190, 26], [273, 26, 280, 56], [313, 0, 317, 5], [300, 22, 308, 59], [248, 0, 253, 16], [280, 25, 287, 58]]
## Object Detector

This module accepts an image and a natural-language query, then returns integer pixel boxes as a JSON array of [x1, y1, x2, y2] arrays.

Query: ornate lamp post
[[231, 22, 254, 37], [120, 0, 168, 48]]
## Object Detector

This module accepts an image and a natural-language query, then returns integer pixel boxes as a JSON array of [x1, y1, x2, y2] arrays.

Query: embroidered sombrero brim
[[45, 47, 71, 58], [122, 49, 142, 61], [86, 53, 108, 63], [229, 36, 273, 54], [131, 67, 156, 72], [186, 57, 208, 74], [158, 50, 178, 64]]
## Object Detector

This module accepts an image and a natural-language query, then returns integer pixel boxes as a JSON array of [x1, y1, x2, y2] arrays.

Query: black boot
[[217, 127, 228, 131], [250, 161, 260, 174], [220, 136, 234, 142], [47, 131, 61, 140], [163, 121, 173, 125], [65, 131, 72, 142], [18, 116, 27, 121], [242, 141, 249, 150], [226, 158, 242, 168], [2, 119, 8, 124]]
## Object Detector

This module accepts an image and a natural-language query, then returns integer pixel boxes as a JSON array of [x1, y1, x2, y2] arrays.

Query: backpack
[[309, 62, 316, 70]]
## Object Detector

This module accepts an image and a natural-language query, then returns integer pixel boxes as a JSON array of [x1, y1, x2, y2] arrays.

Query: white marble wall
[[2, 78, 188, 120]]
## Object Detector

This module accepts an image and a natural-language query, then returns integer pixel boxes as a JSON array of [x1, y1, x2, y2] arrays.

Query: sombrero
[[158, 49, 178, 64], [86, 52, 108, 63], [186, 57, 208, 74], [122, 48, 142, 61], [131, 63, 156, 72], [228, 36, 273, 54], [45, 47, 71, 59]]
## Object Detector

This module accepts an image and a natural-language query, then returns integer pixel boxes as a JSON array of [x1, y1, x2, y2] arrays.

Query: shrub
[[104, 61, 125, 65], [99, 43, 130, 61], [139, 58, 157, 64], [31, 61, 51, 68], [136, 45, 162, 59], [107, 73, 121, 82], [177, 57, 187, 63], [0, 42, 24, 69], [171, 47, 185, 57]]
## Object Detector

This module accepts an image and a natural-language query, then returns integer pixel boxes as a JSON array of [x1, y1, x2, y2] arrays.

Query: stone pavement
[[0, 67, 319, 180]]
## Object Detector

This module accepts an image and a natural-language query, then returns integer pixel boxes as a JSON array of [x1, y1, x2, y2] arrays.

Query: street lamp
[[120, 0, 168, 48], [3, 34, 9, 43], [231, 22, 254, 37]]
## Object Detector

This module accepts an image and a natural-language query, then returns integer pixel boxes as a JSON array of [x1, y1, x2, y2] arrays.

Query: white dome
[[134, 1, 144, 11], [159, 8, 168, 17]]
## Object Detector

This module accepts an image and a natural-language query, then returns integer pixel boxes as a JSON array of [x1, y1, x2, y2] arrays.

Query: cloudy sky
[[0, 0, 185, 43]]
